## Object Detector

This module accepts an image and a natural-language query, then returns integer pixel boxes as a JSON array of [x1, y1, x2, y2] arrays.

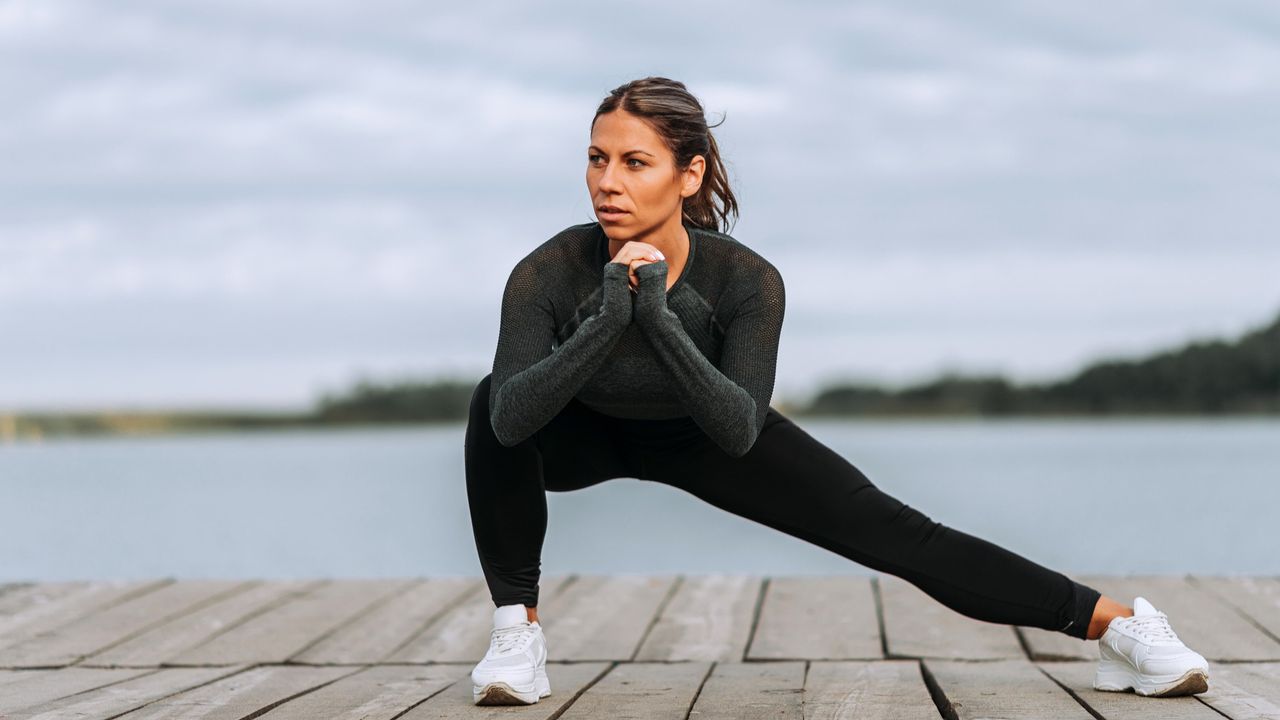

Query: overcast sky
[[3, 0, 1278, 411]]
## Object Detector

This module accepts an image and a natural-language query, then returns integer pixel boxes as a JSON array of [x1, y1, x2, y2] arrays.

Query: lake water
[[2, 418, 1277, 582]]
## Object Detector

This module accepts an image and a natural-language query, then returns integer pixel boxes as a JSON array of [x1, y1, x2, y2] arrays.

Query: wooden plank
[[0, 583, 86, 635], [0, 668, 155, 713], [1194, 575, 1280, 642], [291, 577, 479, 664], [0, 580, 251, 668], [253, 665, 463, 719], [10, 666, 244, 720], [0, 669, 52, 689], [684, 661, 803, 719], [0, 580, 171, 656], [109, 665, 352, 720], [1082, 574, 1280, 661], [804, 660, 939, 719], [169, 579, 409, 665], [922, 658, 1094, 719], [555, 661, 713, 720], [397, 662, 610, 719], [1037, 660, 1224, 719], [85, 580, 320, 667], [1195, 661, 1280, 720], [387, 575, 571, 664], [1018, 626, 1095, 661], [879, 576, 1023, 659], [538, 574, 677, 661], [633, 574, 761, 662], [748, 576, 880, 660]]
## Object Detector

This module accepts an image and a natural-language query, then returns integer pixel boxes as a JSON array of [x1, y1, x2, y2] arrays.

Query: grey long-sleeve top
[[488, 220, 785, 458]]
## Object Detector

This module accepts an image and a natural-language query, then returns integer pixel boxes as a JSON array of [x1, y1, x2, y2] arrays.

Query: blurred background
[[2, 0, 1277, 582]]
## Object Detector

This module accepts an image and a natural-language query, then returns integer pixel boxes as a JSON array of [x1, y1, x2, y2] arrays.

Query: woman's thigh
[[640, 408, 931, 573]]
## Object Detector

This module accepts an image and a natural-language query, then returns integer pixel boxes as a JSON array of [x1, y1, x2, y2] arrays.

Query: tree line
[[321, 308, 1280, 420], [6, 307, 1277, 440], [805, 309, 1279, 416]]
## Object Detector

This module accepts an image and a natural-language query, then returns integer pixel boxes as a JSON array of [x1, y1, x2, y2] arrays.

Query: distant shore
[[3, 405, 1277, 443], [5, 307, 1276, 442]]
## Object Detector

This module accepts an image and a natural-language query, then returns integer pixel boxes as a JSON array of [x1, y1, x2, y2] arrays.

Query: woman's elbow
[[488, 399, 527, 448], [722, 420, 761, 458]]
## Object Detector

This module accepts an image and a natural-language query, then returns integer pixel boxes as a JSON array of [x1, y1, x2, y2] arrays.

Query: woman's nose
[[598, 161, 623, 191]]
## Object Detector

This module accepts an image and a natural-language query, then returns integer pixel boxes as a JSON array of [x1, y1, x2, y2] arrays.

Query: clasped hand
[[607, 240, 671, 329], [609, 240, 666, 292]]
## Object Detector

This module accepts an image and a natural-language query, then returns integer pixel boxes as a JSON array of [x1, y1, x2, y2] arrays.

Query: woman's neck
[[607, 217, 690, 267]]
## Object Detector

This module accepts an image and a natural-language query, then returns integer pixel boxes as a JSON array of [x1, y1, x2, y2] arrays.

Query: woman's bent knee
[[470, 373, 493, 418], [465, 373, 503, 451]]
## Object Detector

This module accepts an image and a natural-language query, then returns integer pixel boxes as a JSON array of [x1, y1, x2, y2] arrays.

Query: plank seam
[[377, 578, 485, 663], [385, 665, 470, 720], [1012, 625, 1036, 661], [224, 664, 366, 720], [1033, 662, 1105, 720], [800, 659, 810, 717], [99, 664, 255, 720], [75, 581, 262, 668], [1194, 692, 1237, 719], [681, 660, 717, 720], [628, 575, 684, 662], [1188, 575, 1280, 648], [917, 660, 959, 720], [871, 575, 889, 659], [542, 660, 617, 720], [0, 579, 175, 658], [742, 576, 770, 661], [161, 580, 327, 665], [285, 580, 417, 663], [9, 667, 163, 712]]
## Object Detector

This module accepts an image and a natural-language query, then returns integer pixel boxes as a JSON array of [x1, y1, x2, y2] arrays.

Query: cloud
[[2, 0, 1279, 408]]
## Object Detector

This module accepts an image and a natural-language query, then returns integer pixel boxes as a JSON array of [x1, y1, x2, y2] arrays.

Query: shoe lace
[[1129, 612, 1180, 643], [491, 622, 537, 655]]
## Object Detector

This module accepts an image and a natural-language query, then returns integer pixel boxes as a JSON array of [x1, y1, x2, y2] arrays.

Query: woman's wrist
[[632, 261, 669, 327], [601, 262, 635, 328]]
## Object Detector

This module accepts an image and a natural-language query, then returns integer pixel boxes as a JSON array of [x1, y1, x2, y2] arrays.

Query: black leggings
[[464, 373, 1101, 640]]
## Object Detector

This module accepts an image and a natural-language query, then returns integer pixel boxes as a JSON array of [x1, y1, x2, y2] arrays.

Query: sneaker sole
[[473, 668, 551, 705], [1094, 664, 1209, 697]]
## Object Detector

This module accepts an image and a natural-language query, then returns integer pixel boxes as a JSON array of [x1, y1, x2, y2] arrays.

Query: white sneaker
[[470, 603, 551, 705], [1093, 596, 1209, 697]]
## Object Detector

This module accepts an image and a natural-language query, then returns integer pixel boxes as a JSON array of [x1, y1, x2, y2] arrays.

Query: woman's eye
[[587, 154, 643, 168]]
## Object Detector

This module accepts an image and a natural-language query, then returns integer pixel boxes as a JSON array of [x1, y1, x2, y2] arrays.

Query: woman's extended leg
[[640, 408, 1103, 639], [464, 373, 633, 610]]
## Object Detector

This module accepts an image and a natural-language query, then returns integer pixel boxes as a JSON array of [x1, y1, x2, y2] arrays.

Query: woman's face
[[587, 109, 700, 242]]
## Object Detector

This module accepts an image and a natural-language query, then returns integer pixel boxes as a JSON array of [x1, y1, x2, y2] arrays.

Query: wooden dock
[[1, 574, 1277, 718]]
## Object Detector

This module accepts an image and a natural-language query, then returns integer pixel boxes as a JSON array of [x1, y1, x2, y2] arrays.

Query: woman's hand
[[609, 241, 666, 291]]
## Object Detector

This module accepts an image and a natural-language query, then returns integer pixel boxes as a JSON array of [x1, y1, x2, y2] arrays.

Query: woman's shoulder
[[692, 224, 782, 279], [509, 221, 602, 270]]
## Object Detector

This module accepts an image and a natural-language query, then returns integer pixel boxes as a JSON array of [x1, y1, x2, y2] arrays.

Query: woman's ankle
[[1087, 595, 1133, 640]]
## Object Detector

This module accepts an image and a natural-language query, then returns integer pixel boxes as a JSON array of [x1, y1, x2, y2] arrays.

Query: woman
[[464, 76, 1209, 706]]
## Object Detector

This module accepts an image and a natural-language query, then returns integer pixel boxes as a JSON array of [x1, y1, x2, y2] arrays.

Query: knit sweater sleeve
[[631, 259, 785, 457], [488, 259, 634, 447]]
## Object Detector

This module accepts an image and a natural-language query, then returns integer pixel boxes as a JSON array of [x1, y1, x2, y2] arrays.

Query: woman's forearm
[[489, 262, 634, 446]]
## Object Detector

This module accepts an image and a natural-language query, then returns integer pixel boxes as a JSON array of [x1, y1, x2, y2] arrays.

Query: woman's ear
[[682, 155, 706, 199]]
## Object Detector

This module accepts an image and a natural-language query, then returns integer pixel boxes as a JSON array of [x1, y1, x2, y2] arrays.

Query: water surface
[[2, 417, 1275, 581]]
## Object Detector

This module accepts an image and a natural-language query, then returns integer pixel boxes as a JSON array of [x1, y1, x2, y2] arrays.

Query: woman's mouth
[[598, 205, 628, 222]]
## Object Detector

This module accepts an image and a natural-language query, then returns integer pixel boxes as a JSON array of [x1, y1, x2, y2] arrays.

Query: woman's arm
[[488, 259, 634, 447], [631, 259, 785, 457]]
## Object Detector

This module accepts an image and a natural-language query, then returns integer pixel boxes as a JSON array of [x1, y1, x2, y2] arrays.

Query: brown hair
[[592, 76, 739, 234]]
